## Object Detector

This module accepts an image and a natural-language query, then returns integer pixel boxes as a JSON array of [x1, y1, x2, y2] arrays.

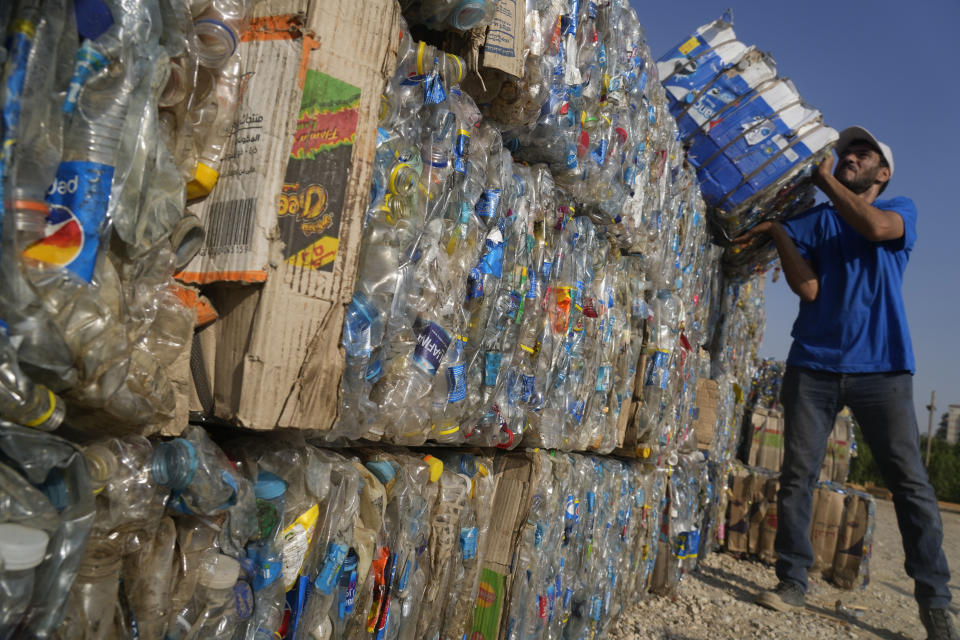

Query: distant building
[[936, 404, 960, 445]]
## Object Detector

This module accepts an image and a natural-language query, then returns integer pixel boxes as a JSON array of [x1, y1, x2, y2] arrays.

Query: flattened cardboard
[[482, 0, 524, 78], [832, 490, 876, 589], [757, 475, 779, 564], [692, 377, 719, 448], [810, 485, 845, 575], [471, 452, 539, 639], [747, 407, 784, 472], [176, 0, 402, 430], [725, 466, 753, 553]]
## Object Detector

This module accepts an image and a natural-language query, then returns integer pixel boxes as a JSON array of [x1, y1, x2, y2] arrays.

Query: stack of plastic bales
[[656, 14, 838, 275], [0, 0, 785, 637], [334, 32, 658, 453], [479, 449, 667, 640], [0, 420, 505, 639], [456, 0, 664, 247], [0, 0, 251, 433]]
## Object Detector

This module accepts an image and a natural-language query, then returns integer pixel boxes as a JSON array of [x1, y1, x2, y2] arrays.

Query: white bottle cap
[[199, 553, 240, 590], [0, 523, 49, 571]]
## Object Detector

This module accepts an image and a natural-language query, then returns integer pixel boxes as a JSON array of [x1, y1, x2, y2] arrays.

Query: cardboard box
[[747, 469, 774, 555], [175, 0, 402, 430], [810, 484, 846, 575], [613, 337, 649, 458], [725, 465, 753, 553], [692, 377, 720, 449], [470, 452, 541, 640], [832, 489, 876, 589], [746, 407, 785, 472], [757, 475, 780, 564]]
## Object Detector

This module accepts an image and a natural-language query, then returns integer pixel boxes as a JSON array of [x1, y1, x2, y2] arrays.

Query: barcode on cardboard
[[201, 198, 255, 256]]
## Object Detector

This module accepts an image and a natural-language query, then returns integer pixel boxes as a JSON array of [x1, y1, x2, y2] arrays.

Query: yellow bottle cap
[[424, 455, 443, 483], [187, 162, 220, 200]]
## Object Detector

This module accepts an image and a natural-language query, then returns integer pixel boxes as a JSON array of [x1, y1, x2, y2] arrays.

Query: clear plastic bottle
[[0, 523, 49, 636], [151, 425, 238, 515], [242, 471, 287, 640], [126, 516, 177, 640], [23, 21, 132, 282], [59, 536, 124, 639], [168, 551, 243, 639], [0, 322, 66, 431]]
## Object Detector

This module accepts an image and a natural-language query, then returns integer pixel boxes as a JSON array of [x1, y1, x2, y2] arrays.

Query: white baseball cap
[[836, 126, 894, 177]]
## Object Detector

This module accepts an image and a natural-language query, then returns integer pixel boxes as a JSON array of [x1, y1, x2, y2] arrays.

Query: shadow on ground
[[694, 562, 769, 603], [806, 602, 912, 640]]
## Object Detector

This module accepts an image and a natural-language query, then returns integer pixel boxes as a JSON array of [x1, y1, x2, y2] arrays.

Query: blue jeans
[[775, 365, 952, 608]]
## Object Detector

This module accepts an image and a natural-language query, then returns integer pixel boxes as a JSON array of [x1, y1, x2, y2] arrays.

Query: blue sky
[[631, 0, 960, 431]]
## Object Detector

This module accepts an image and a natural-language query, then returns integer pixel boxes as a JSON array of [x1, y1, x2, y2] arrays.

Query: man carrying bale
[[735, 126, 956, 640]]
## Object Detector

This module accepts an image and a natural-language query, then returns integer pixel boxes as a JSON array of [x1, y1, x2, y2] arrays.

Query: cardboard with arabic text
[[174, 0, 402, 431]]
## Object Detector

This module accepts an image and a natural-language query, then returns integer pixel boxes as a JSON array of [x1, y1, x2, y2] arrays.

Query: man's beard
[[836, 165, 881, 194]]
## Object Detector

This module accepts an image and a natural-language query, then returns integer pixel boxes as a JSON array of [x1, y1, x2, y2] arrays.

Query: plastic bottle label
[[234, 581, 254, 620], [460, 527, 478, 560], [338, 552, 358, 619], [466, 267, 484, 301], [644, 349, 670, 389], [446, 364, 466, 403], [521, 374, 535, 403], [591, 139, 609, 166], [314, 542, 348, 595], [595, 366, 611, 392], [675, 530, 700, 559], [282, 504, 320, 591], [249, 546, 282, 591], [483, 351, 502, 387], [475, 189, 502, 220], [478, 229, 505, 277], [526, 268, 538, 299], [412, 318, 451, 377], [25, 161, 115, 282], [64, 42, 108, 114], [563, 495, 579, 543], [423, 70, 446, 104], [454, 129, 470, 173]]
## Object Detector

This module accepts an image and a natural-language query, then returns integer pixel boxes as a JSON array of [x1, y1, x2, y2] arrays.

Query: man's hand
[[813, 151, 835, 190], [732, 220, 773, 245]]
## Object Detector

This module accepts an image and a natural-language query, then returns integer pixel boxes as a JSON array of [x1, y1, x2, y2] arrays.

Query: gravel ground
[[610, 499, 960, 640]]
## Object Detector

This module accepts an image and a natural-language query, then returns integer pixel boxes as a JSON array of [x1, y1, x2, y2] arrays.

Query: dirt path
[[610, 499, 960, 639]]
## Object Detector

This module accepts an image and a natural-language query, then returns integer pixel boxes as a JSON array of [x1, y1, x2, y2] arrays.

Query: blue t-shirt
[[779, 196, 917, 373]]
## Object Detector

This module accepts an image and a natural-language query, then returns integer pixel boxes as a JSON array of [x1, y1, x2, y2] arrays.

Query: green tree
[[848, 419, 960, 503], [848, 421, 884, 487]]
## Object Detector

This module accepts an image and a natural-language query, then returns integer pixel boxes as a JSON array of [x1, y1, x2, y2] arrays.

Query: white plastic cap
[[0, 523, 49, 571], [199, 553, 240, 590]]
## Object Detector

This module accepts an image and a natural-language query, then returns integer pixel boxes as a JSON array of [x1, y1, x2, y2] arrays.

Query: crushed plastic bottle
[[0, 522, 50, 636]]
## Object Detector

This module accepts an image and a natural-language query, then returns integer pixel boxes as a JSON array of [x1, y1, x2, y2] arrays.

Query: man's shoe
[[920, 607, 960, 640], [756, 581, 806, 612]]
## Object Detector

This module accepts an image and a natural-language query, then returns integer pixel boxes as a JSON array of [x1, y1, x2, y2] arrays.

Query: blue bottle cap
[[364, 460, 395, 485], [255, 471, 287, 500], [75, 0, 114, 40], [151, 439, 197, 490]]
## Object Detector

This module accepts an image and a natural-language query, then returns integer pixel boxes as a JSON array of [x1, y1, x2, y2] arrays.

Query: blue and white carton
[[657, 18, 747, 118], [670, 49, 778, 141]]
